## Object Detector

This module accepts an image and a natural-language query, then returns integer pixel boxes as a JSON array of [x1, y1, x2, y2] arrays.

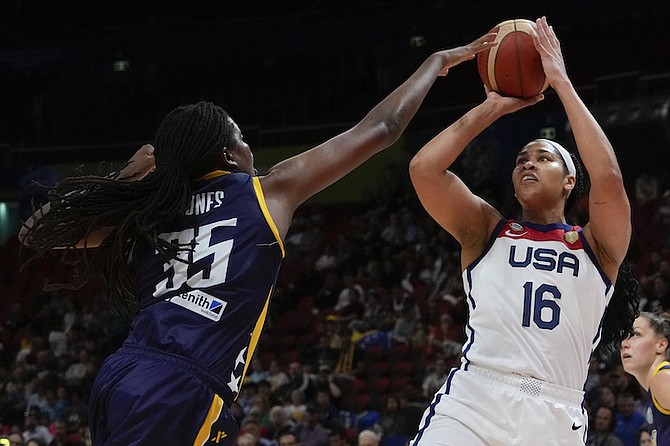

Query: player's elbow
[[409, 152, 437, 184], [594, 167, 627, 197], [383, 114, 405, 143]]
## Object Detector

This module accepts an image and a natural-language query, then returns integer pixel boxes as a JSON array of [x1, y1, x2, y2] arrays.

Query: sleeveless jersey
[[460, 219, 613, 391], [649, 361, 670, 446], [127, 171, 284, 404]]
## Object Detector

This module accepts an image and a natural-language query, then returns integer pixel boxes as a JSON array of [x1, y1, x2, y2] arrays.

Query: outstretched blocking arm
[[259, 34, 497, 239], [533, 17, 631, 278]]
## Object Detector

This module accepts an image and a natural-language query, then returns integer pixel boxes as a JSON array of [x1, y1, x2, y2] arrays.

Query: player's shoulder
[[651, 364, 670, 412]]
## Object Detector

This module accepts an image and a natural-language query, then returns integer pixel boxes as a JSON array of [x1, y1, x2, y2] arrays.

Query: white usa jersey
[[461, 219, 614, 391]]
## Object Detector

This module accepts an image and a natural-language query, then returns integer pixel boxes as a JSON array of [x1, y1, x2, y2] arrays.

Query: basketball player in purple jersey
[[19, 34, 496, 446]]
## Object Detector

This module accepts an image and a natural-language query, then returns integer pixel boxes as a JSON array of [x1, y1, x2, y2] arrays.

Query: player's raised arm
[[533, 16, 631, 279], [259, 34, 497, 239], [409, 89, 542, 263]]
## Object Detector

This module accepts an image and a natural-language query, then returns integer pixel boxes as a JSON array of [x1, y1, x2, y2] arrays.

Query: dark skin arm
[[259, 33, 498, 239]]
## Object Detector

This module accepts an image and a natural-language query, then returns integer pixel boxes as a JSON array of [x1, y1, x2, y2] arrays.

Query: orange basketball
[[477, 18, 549, 98]]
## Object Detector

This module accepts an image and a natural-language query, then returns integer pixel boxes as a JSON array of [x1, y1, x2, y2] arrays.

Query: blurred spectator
[[238, 432, 258, 446], [267, 360, 290, 395], [248, 358, 270, 384], [376, 395, 415, 446], [614, 392, 646, 446], [334, 273, 365, 314], [6, 433, 25, 446], [586, 406, 624, 446], [268, 406, 295, 442], [278, 362, 316, 403], [638, 426, 653, 446], [426, 313, 463, 359], [278, 431, 301, 446], [311, 388, 341, 429], [304, 337, 339, 374], [315, 244, 338, 273], [240, 416, 272, 446], [21, 407, 52, 446], [248, 394, 273, 433], [357, 430, 381, 446], [63, 350, 96, 388], [328, 424, 350, 446], [421, 357, 449, 400], [238, 381, 259, 417], [285, 390, 308, 424], [292, 405, 330, 446]]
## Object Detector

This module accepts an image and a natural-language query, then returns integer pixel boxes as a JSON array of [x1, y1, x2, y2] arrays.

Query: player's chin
[[619, 356, 633, 370]]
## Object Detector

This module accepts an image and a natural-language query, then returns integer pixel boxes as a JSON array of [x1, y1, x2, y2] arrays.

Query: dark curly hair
[[595, 260, 640, 355]]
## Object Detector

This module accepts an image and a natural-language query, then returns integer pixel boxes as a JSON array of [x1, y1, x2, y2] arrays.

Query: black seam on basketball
[[513, 20, 524, 97]]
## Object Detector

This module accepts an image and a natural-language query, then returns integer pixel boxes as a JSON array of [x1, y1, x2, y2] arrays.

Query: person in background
[[237, 433, 258, 446], [357, 430, 381, 446], [291, 405, 330, 446], [268, 406, 296, 443], [637, 426, 653, 446], [22, 407, 53, 446], [621, 311, 670, 446], [586, 406, 624, 446], [420, 356, 449, 401], [614, 392, 647, 446], [278, 431, 301, 446], [6, 433, 25, 446], [328, 425, 351, 446]]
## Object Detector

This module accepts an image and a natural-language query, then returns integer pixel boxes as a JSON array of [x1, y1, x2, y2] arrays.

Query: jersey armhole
[[252, 177, 285, 258]]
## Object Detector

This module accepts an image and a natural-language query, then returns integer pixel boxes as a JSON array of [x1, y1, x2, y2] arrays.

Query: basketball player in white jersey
[[408, 17, 634, 445]]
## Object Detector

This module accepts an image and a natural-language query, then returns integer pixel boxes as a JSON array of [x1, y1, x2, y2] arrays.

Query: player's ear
[[564, 174, 576, 193], [221, 146, 239, 170]]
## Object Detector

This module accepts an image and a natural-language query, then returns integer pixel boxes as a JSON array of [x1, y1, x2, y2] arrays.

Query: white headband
[[536, 139, 576, 178]]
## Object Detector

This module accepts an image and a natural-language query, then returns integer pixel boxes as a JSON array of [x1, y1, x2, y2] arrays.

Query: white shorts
[[410, 365, 588, 446]]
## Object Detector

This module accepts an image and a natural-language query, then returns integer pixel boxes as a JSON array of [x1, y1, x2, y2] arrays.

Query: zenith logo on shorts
[[167, 290, 227, 322]]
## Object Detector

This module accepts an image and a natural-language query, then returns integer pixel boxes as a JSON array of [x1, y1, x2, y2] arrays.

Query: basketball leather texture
[[477, 19, 549, 98]]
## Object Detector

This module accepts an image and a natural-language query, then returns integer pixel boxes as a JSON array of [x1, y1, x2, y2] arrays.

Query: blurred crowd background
[[1, 2, 670, 446]]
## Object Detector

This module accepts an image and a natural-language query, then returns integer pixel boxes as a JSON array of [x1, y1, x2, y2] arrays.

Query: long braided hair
[[22, 102, 231, 320]]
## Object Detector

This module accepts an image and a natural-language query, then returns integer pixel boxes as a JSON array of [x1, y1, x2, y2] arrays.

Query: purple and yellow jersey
[[127, 171, 284, 404], [649, 360, 670, 446]]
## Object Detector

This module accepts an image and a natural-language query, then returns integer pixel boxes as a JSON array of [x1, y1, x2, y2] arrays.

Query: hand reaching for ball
[[532, 16, 570, 88], [435, 32, 498, 77]]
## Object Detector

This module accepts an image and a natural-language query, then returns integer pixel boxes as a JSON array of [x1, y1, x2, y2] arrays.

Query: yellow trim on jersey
[[197, 170, 231, 181], [652, 360, 670, 415], [194, 171, 285, 257], [252, 177, 285, 257], [236, 286, 274, 394], [193, 394, 224, 446]]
